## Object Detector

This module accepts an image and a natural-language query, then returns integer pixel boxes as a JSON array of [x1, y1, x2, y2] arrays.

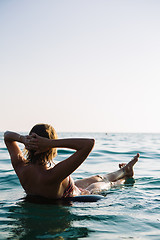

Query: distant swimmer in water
[[4, 124, 139, 199]]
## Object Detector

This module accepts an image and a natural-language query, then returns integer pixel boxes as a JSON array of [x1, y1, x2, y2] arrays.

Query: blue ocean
[[0, 132, 160, 239]]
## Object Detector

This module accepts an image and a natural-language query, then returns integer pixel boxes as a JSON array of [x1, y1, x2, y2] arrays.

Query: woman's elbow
[[91, 138, 95, 147], [4, 131, 12, 142], [4, 131, 9, 140], [88, 138, 95, 150]]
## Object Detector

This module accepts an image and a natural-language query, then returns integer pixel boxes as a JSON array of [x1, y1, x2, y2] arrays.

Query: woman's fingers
[[24, 135, 39, 150], [25, 143, 38, 150], [25, 133, 49, 154]]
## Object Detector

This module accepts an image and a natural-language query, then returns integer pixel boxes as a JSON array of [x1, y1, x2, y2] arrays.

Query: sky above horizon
[[1, 0, 160, 133]]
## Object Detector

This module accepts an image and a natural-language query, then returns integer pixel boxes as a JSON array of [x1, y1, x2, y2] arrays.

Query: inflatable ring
[[65, 195, 104, 202], [23, 194, 104, 204]]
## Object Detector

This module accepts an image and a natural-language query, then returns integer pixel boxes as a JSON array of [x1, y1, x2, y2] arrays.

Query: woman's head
[[26, 123, 57, 165]]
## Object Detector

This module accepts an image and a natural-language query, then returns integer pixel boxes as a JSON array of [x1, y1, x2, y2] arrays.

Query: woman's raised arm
[[29, 134, 95, 181]]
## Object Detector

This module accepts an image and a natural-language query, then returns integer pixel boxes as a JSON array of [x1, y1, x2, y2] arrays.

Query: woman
[[4, 123, 139, 199]]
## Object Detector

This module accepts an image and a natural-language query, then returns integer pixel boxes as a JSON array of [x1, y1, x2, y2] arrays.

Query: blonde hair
[[25, 124, 57, 165]]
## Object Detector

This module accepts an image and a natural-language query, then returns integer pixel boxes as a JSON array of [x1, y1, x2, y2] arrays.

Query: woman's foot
[[122, 153, 140, 178]]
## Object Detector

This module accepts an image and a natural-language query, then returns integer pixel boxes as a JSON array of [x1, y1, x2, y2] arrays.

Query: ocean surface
[[0, 132, 160, 240]]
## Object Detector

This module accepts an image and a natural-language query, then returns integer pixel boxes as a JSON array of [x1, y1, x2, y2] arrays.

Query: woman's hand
[[26, 133, 51, 155]]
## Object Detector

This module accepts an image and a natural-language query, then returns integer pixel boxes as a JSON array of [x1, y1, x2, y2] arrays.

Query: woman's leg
[[74, 153, 139, 189], [85, 179, 125, 194], [74, 175, 103, 189], [102, 153, 139, 182], [83, 153, 139, 194]]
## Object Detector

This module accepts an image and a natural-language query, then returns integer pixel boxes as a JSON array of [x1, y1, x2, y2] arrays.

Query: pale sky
[[1, 0, 160, 133]]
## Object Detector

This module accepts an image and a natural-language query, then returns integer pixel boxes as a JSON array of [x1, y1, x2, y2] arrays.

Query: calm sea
[[0, 132, 160, 240]]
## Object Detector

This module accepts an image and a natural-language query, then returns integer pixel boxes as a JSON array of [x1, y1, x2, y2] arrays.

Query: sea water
[[0, 132, 160, 240]]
